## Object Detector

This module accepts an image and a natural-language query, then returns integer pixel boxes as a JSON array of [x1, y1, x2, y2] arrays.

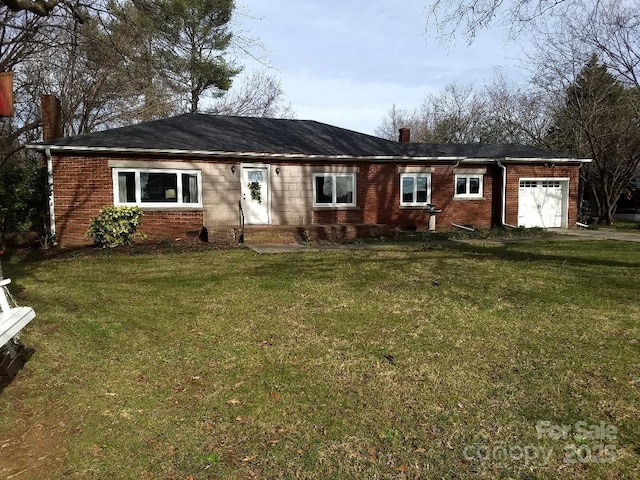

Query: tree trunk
[[598, 195, 616, 224], [190, 90, 199, 113]]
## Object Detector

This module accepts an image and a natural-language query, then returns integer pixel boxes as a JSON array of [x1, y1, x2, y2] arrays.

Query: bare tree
[[209, 70, 294, 118], [377, 82, 532, 144], [375, 104, 426, 141], [0, 7, 52, 165], [561, 1, 640, 88], [523, 1, 640, 222], [428, 0, 586, 40], [547, 57, 640, 223], [484, 73, 553, 146]]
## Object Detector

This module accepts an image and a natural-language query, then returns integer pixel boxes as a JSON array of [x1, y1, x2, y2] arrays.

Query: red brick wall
[[50, 153, 581, 246], [52, 155, 113, 245], [138, 211, 204, 240], [505, 164, 580, 227], [313, 208, 363, 224], [313, 163, 497, 230], [429, 165, 496, 229], [52, 155, 203, 246]]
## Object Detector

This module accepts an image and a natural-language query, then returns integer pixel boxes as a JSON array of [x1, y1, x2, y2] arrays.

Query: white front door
[[518, 179, 566, 228], [241, 165, 271, 224]]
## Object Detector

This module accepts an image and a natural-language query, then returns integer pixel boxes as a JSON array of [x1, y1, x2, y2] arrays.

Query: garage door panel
[[518, 180, 565, 228]]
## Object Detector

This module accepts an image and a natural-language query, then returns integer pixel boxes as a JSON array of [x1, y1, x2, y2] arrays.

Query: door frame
[[241, 163, 272, 225], [517, 177, 570, 228]]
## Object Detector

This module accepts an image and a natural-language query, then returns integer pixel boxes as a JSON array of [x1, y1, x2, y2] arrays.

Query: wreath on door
[[248, 181, 262, 204]]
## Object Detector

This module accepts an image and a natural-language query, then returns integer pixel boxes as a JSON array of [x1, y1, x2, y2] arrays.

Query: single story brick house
[[28, 96, 590, 246]]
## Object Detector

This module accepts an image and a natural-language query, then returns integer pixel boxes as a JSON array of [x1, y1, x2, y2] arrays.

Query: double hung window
[[455, 174, 483, 198], [400, 173, 431, 206]]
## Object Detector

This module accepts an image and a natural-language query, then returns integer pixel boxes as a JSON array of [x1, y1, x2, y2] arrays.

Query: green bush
[[85, 206, 144, 248], [0, 157, 50, 248]]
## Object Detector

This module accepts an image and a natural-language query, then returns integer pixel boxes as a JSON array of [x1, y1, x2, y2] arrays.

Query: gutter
[[45, 148, 56, 238], [24, 144, 593, 165], [504, 156, 591, 164], [25, 144, 467, 163]]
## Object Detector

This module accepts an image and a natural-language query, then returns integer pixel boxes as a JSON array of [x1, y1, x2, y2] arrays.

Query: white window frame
[[454, 174, 484, 199], [400, 173, 432, 206], [112, 168, 203, 207], [312, 173, 357, 207]]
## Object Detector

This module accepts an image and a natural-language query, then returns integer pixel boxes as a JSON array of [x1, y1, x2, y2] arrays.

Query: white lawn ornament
[[0, 278, 36, 348]]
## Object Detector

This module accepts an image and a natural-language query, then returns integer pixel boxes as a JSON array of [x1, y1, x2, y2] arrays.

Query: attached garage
[[517, 178, 569, 228]]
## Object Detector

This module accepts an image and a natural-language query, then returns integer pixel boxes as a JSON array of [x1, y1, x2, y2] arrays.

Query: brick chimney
[[41, 95, 63, 140], [398, 127, 411, 143]]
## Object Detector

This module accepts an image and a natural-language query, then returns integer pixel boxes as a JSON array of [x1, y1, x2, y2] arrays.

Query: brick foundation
[[139, 210, 204, 241]]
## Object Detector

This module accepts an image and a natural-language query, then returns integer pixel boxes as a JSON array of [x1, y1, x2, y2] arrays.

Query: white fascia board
[[504, 156, 592, 163], [25, 144, 591, 164], [25, 144, 468, 163]]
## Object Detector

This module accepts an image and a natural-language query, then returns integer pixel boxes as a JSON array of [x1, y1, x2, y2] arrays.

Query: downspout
[[45, 148, 56, 238], [576, 162, 587, 228], [496, 160, 517, 228]]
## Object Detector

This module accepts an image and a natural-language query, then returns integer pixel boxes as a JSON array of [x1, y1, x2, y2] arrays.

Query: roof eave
[[25, 145, 592, 163], [503, 156, 592, 163], [25, 144, 468, 162]]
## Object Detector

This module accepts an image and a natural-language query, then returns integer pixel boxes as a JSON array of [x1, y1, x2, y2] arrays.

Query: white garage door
[[518, 180, 566, 228]]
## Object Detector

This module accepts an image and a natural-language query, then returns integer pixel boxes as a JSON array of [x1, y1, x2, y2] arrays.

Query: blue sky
[[233, 1, 528, 135]]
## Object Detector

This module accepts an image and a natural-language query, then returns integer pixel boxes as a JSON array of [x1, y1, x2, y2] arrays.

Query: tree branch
[[1, 0, 61, 16]]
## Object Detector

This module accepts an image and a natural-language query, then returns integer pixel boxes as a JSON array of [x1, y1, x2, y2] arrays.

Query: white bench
[[0, 279, 36, 348]]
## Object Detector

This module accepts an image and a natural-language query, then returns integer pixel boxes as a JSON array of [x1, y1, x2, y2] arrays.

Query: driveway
[[553, 228, 640, 243]]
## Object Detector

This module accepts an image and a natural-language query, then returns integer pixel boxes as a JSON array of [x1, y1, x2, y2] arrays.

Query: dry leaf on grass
[[269, 391, 281, 401]]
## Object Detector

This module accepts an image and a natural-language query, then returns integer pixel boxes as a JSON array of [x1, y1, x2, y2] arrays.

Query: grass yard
[[0, 239, 639, 479], [600, 219, 640, 232]]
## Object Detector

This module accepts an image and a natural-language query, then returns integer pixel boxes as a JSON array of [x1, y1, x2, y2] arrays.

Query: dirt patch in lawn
[[0, 400, 72, 479], [0, 376, 77, 479]]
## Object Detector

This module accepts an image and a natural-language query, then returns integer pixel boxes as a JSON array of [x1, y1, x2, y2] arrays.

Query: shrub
[[0, 157, 49, 249], [85, 206, 144, 248]]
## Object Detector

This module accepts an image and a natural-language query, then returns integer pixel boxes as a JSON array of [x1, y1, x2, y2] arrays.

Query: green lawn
[[1, 240, 639, 479], [600, 219, 640, 232]]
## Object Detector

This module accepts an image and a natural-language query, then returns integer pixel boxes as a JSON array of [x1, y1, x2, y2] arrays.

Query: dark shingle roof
[[402, 142, 573, 159], [39, 114, 400, 156], [36, 113, 578, 160]]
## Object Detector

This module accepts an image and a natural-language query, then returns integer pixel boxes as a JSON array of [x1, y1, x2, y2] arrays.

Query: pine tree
[[151, 0, 240, 113]]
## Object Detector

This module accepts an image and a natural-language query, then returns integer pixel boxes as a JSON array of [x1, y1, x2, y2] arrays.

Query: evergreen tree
[[151, 0, 240, 113]]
